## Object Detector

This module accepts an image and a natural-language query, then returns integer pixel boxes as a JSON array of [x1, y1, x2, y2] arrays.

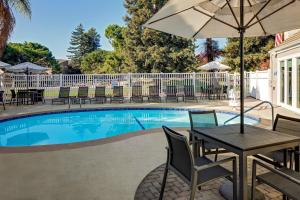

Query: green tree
[[223, 36, 274, 72], [105, 24, 126, 51], [0, 0, 31, 57], [2, 42, 60, 73], [203, 38, 222, 62], [80, 49, 108, 74], [123, 0, 196, 73], [84, 28, 101, 53]]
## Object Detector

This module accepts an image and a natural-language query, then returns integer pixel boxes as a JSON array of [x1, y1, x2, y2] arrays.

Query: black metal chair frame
[[148, 85, 161, 103], [111, 86, 124, 103], [130, 85, 143, 103], [91, 86, 107, 104], [189, 110, 229, 161], [165, 85, 179, 102], [0, 91, 5, 110], [160, 126, 237, 200], [51, 87, 70, 105], [184, 85, 198, 102], [251, 159, 300, 200]]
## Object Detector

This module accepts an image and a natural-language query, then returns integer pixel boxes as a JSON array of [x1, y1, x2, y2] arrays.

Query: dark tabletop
[[193, 124, 300, 151]]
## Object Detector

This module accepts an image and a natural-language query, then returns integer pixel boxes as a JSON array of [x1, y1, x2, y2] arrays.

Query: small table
[[192, 124, 300, 200]]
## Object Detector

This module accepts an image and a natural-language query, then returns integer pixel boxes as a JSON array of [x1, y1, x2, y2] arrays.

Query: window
[[287, 59, 293, 105], [280, 61, 285, 103]]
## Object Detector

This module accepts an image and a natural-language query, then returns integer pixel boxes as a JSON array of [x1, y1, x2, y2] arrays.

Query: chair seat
[[263, 150, 292, 164], [203, 141, 220, 150], [195, 157, 231, 185], [257, 168, 300, 200]]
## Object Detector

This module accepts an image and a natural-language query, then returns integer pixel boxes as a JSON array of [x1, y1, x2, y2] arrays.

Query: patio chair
[[251, 159, 300, 200], [51, 87, 70, 105], [255, 114, 300, 169], [130, 85, 143, 103], [91, 86, 107, 104], [9, 89, 22, 105], [111, 86, 124, 103], [72, 86, 91, 104], [0, 91, 5, 110], [166, 85, 178, 102], [148, 85, 161, 103], [189, 110, 229, 161], [160, 126, 237, 200], [184, 85, 197, 102]]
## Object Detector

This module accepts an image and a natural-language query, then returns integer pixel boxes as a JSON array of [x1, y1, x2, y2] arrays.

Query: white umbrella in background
[[199, 61, 231, 71], [0, 61, 11, 70], [6, 62, 48, 90], [144, 0, 300, 133]]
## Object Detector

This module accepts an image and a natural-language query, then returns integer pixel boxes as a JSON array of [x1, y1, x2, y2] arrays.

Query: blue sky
[[11, 0, 226, 59]]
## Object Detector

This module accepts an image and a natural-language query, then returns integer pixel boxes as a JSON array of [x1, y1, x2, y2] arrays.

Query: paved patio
[[0, 98, 299, 200]]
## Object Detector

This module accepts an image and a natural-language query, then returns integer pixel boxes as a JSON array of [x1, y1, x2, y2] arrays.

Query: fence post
[[193, 72, 196, 95], [160, 72, 163, 96], [128, 73, 131, 98], [59, 74, 63, 87]]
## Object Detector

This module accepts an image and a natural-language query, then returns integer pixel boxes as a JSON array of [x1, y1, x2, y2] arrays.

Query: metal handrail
[[224, 101, 275, 127]]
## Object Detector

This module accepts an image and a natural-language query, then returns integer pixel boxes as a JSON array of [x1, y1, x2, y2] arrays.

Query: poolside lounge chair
[[130, 85, 143, 103], [0, 91, 5, 110], [111, 86, 124, 103], [52, 87, 70, 105], [72, 86, 91, 104], [165, 85, 178, 102], [251, 159, 300, 200], [255, 114, 300, 169], [184, 85, 197, 102], [148, 85, 161, 103], [189, 110, 228, 161], [91, 86, 107, 104], [160, 126, 237, 200]]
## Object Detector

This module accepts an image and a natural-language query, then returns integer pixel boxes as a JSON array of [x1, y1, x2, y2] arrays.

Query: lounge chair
[[91, 86, 107, 104], [111, 86, 124, 103], [255, 114, 300, 168], [189, 110, 229, 161], [165, 85, 178, 102], [184, 85, 197, 102], [72, 86, 91, 104], [251, 159, 300, 200], [0, 91, 5, 110], [130, 85, 143, 103], [148, 85, 161, 103], [52, 87, 70, 105], [9, 89, 22, 105], [159, 126, 237, 200]]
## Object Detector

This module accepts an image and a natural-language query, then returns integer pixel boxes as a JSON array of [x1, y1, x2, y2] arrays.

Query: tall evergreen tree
[[123, 0, 196, 73], [67, 24, 85, 64], [84, 28, 101, 53]]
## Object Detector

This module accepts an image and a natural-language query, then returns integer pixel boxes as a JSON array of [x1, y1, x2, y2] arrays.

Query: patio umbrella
[[144, 0, 300, 133], [199, 61, 230, 71], [6, 62, 48, 90], [0, 61, 11, 70]]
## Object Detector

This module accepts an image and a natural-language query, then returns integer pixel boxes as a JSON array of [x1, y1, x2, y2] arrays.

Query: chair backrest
[[132, 85, 142, 97], [77, 86, 89, 98], [189, 110, 218, 130], [0, 91, 4, 102], [95, 86, 106, 97], [58, 87, 70, 98], [166, 86, 177, 96], [273, 114, 300, 137], [149, 85, 159, 97], [113, 86, 123, 97], [162, 126, 194, 182], [184, 85, 194, 97]]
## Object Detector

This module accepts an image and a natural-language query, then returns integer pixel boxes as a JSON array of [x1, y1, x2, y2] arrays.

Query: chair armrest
[[254, 160, 300, 185], [194, 156, 236, 172]]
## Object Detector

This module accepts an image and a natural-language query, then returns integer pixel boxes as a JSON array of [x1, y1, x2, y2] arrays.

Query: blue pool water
[[0, 109, 259, 147]]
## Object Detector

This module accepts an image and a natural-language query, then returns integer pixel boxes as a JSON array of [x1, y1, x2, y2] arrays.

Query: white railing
[[0, 72, 270, 100]]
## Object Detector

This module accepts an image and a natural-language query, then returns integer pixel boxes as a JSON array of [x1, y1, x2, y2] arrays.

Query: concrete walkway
[[0, 98, 299, 200]]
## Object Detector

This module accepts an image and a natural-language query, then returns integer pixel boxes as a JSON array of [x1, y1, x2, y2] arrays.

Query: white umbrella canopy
[[145, 0, 300, 39], [0, 61, 11, 69], [144, 0, 300, 134], [7, 62, 48, 74], [199, 61, 231, 71]]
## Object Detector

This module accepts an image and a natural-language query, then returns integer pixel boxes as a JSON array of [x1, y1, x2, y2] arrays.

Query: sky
[[11, 0, 226, 59]]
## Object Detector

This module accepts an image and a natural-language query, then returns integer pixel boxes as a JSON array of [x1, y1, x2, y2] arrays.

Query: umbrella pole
[[239, 0, 245, 134]]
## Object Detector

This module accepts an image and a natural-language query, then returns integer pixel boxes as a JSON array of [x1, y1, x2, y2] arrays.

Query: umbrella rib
[[147, 6, 194, 25], [193, 7, 238, 30], [245, 0, 272, 28], [246, 0, 266, 35], [247, 0, 296, 29], [226, 0, 240, 27]]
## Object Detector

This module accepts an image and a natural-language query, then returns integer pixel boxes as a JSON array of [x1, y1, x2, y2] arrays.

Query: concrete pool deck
[[0, 98, 299, 200]]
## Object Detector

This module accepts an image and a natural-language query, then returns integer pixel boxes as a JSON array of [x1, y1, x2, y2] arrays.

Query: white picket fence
[[0, 71, 271, 101]]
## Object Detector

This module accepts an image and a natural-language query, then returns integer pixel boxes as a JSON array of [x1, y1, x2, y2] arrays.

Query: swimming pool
[[0, 108, 259, 147]]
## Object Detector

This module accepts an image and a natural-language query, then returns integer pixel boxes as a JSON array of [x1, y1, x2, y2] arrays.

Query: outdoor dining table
[[191, 124, 300, 200]]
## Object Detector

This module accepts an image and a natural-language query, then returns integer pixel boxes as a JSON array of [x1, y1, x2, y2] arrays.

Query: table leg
[[239, 155, 248, 200]]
